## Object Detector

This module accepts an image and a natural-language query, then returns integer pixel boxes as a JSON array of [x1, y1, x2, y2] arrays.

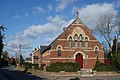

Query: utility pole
[[38, 46, 41, 68], [19, 44, 22, 66]]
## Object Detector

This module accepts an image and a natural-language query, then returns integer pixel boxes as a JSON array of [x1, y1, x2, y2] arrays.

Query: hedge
[[24, 63, 38, 69], [93, 61, 114, 71], [47, 62, 80, 72]]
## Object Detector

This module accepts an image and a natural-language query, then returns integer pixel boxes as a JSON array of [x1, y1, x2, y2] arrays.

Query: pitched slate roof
[[40, 45, 49, 54]]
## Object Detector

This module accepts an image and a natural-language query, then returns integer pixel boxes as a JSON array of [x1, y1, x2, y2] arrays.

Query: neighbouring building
[[30, 46, 47, 65], [31, 48, 40, 64], [32, 14, 104, 69]]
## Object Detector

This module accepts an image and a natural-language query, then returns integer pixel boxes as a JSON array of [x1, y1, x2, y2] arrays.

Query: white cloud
[[72, 3, 117, 29], [23, 15, 73, 38], [32, 6, 45, 14], [24, 13, 29, 17], [13, 14, 21, 19], [6, 15, 73, 57], [56, 0, 76, 11], [48, 4, 53, 11], [44, 37, 55, 44]]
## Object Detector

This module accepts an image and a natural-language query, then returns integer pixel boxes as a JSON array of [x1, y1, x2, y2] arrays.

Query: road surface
[[1, 66, 120, 80], [0, 68, 47, 80]]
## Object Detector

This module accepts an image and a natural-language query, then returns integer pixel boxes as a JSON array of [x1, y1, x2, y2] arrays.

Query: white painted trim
[[42, 53, 50, 57], [56, 45, 63, 50], [90, 40, 98, 42], [84, 36, 89, 41], [74, 51, 86, 59], [71, 24, 84, 26], [50, 57, 104, 60], [94, 46, 99, 51], [51, 49, 75, 51], [57, 39, 98, 42], [51, 49, 104, 52], [58, 39, 67, 40], [42, 61, 50, 62], [84, 50, 103, 51], [86, 58, 104, 59], [50, 58, 74, 59], [67, 35, 72, 40]]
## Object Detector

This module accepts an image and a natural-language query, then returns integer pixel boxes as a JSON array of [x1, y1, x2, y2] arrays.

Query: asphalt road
[[0, 69, 47, 80], [1, 66, 120, 80]]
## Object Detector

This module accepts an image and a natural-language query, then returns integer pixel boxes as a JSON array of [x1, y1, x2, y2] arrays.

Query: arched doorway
[[76, 53, 83, 68]]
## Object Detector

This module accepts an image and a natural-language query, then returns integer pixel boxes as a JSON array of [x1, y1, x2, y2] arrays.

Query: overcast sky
[[0, 0, 119, 58]]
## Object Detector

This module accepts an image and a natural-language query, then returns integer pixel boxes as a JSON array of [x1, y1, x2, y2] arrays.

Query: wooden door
[[76, 53, 83, 68]]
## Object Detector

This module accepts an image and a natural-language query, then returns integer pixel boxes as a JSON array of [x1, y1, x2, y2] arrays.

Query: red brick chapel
[[34, 12, 104, 70]]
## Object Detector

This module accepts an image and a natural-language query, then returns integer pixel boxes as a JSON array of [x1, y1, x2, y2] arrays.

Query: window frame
[[74, 34, 78, 48], [58, 46, 61, 57], [85, 37, 88, 49], [69, 36, 72, 49]]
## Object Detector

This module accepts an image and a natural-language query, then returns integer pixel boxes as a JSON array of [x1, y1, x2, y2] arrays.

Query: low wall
[[93, 71, 120, 76], [28, 69, 81, 76], [19, 69, 120, 77]]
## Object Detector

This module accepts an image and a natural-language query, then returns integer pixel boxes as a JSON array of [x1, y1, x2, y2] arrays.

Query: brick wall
[[41, 18, 104, 69]]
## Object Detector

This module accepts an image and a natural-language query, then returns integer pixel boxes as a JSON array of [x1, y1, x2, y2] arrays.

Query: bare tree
[[96, 14, 114, 49], [115, 15, 120, 53]]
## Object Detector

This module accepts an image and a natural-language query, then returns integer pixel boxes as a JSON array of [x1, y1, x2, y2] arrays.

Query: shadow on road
[[0, 69, 47, 80], [69, 77, 80, 80]]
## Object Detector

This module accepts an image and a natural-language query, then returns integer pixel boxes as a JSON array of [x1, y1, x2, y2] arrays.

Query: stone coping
[[15, 68, 120, 77], [93, 71, 120, 76]]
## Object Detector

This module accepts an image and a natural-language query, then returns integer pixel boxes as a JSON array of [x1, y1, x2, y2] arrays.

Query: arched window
[[58, 46, 61, 57], [79, 34, 83, 48], [74, 34, 78, 48], [80, 42, 82, 48], [69, 36, 72, 49], [79, 34, 83, 40], [85, 37, 88, 49], [95, 47, 98, 61]]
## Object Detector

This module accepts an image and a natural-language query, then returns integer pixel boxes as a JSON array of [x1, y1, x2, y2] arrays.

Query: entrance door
[[76, 53, 83, 68]]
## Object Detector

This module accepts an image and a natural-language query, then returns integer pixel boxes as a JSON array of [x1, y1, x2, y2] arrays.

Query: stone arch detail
[[56, 45, 63, 51], [74, 51, 86, 59], [84, 36, 89, 41], [72, 27, 85, 38], [67, 35, 72, 40], [94, 46, 99, 51]]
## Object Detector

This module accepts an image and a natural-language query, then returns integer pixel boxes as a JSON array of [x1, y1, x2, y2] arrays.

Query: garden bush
[[93, 61, 114, 71], [47, 62, 80, 72], [24, 63, 38, 69]]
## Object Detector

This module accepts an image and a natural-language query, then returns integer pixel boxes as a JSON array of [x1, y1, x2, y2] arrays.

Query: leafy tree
[[2, 51, 9, 59], [0, 25, 7, 67], [20, 54, 25, 66]]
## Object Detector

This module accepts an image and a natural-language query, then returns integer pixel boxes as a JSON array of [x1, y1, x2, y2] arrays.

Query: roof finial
[[76, 9, 79, 18]]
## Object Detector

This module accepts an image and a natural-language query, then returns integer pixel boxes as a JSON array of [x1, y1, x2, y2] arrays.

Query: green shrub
[[24, 63, 38, 69], [93, 61, 114, 71], [111, 53, 120, 70], [40, 63, 46, 70], [47, 62, 80, 72], [33, 64, 38, 69]]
